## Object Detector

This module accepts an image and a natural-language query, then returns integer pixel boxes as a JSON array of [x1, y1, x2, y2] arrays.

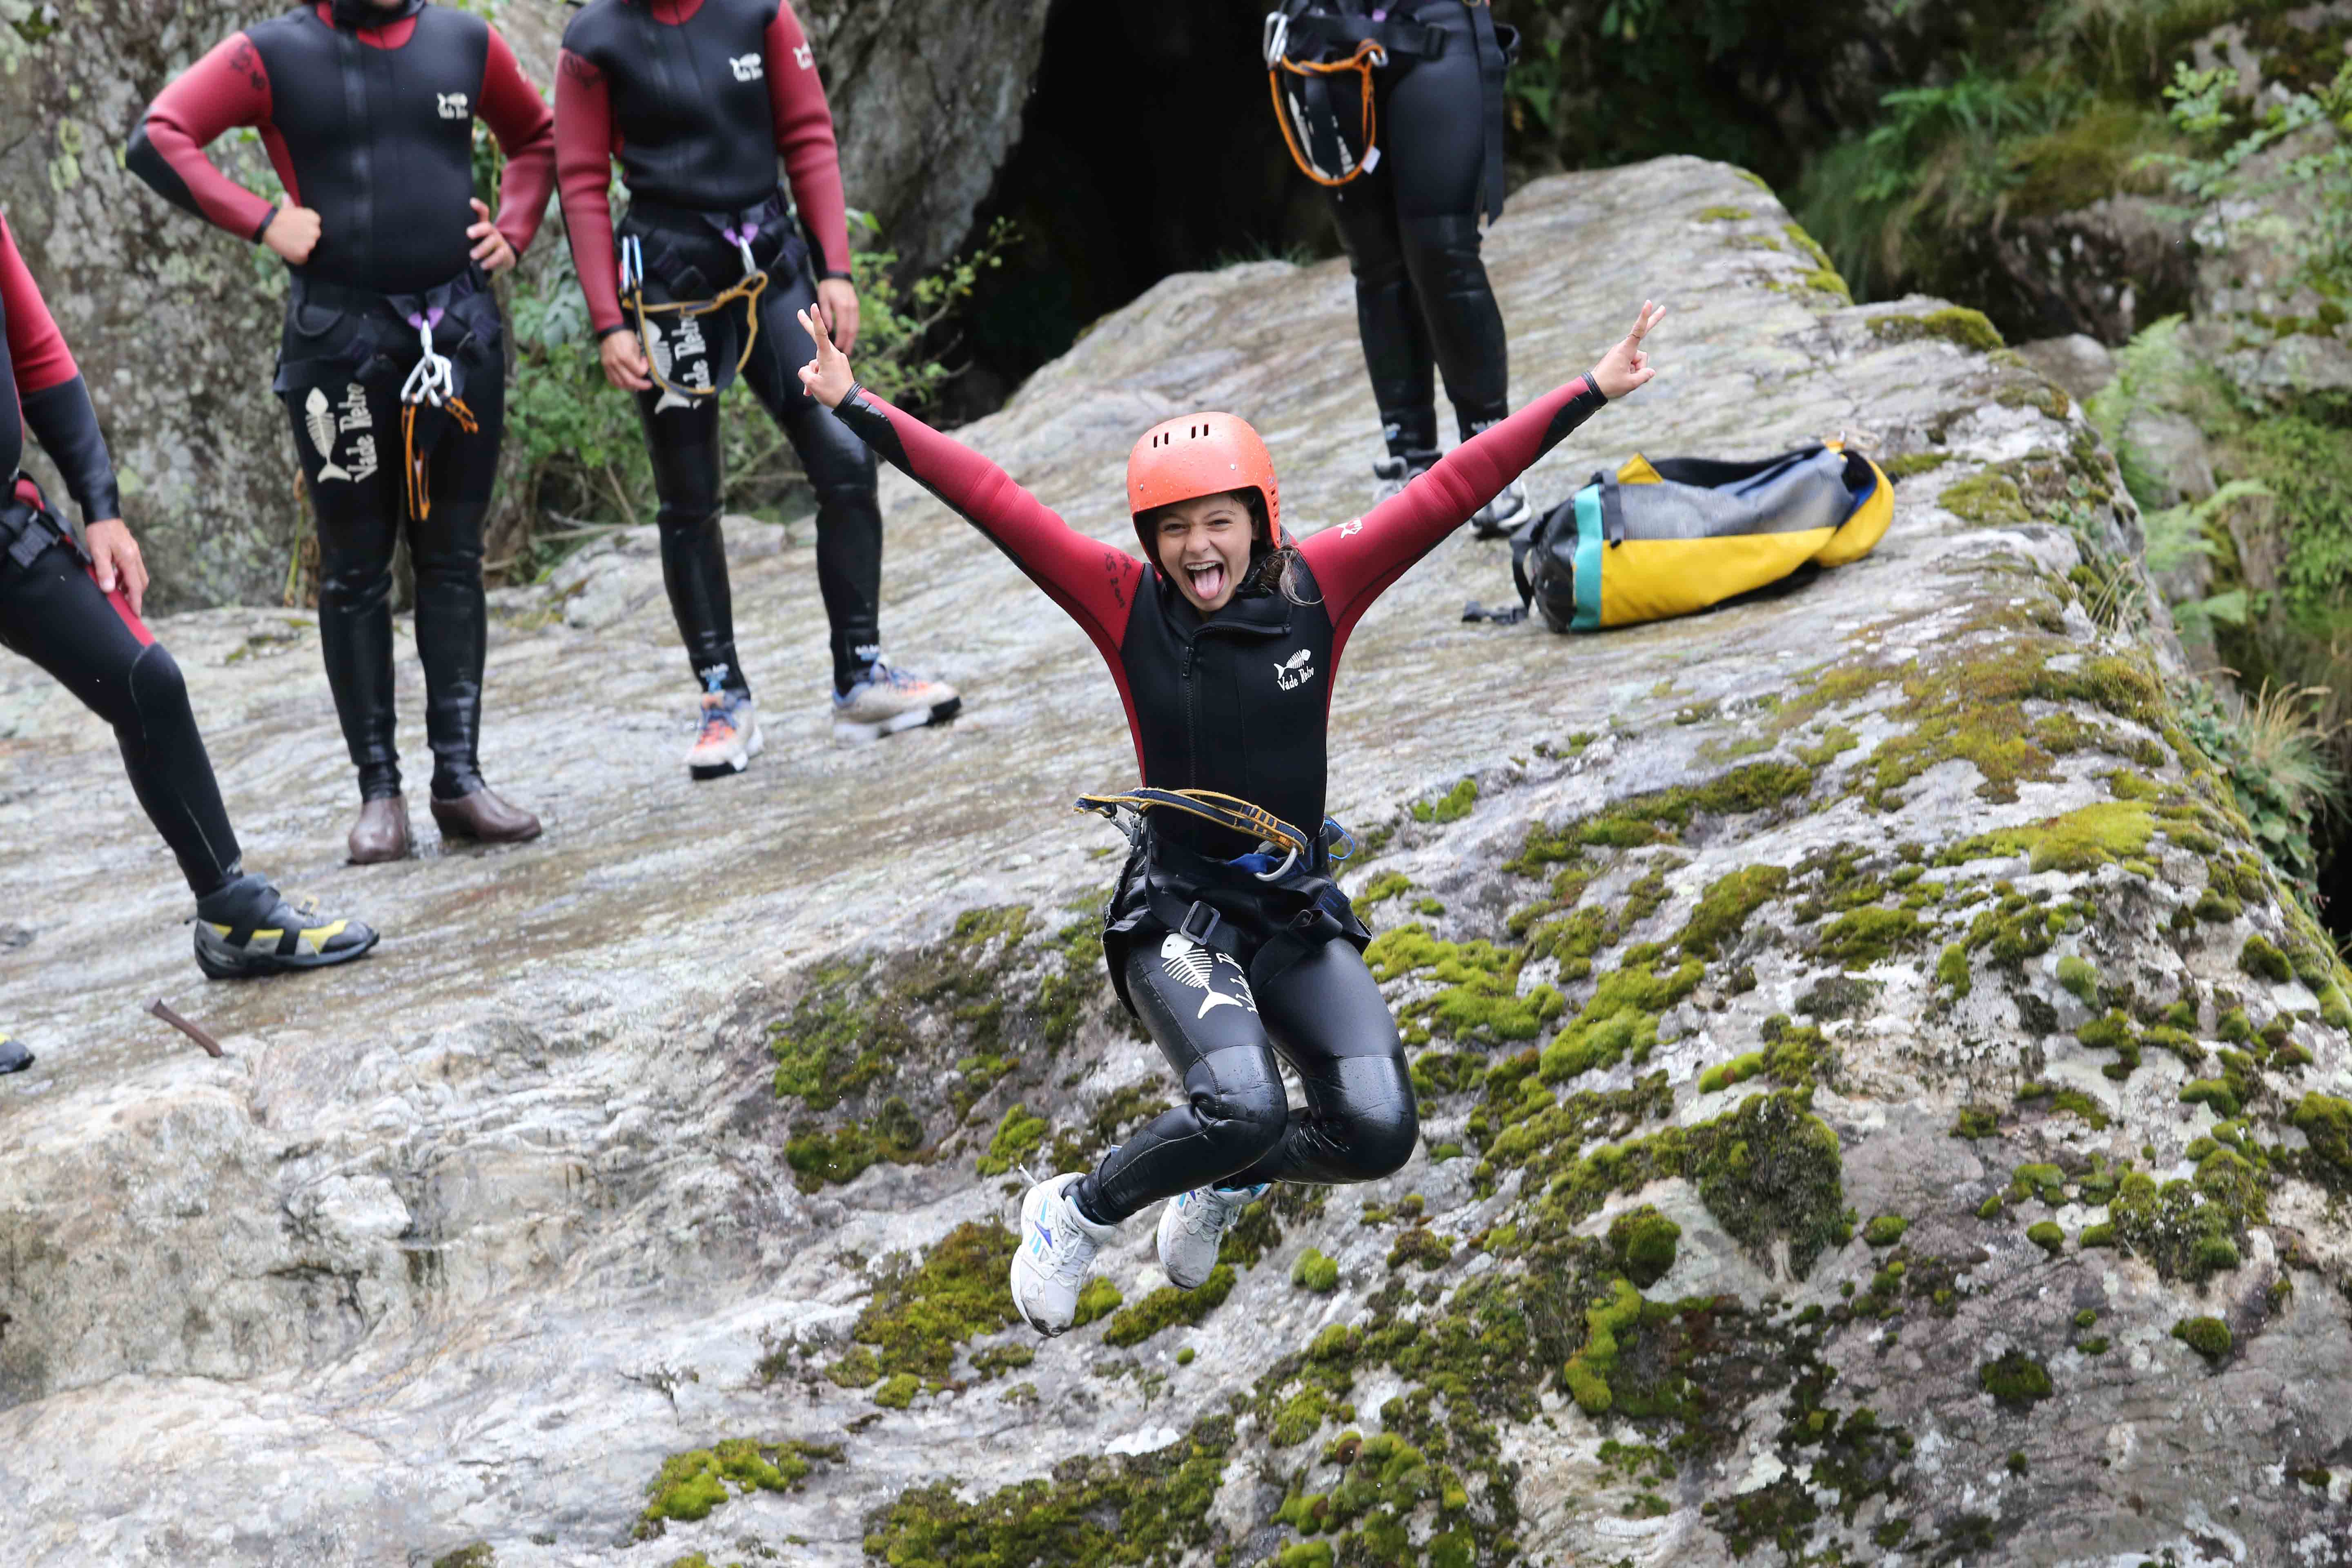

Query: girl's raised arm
[[800, 310, 1145, 653]]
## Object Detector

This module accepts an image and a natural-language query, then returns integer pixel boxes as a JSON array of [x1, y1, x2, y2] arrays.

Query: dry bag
[[1511, 442, 1893, 633]]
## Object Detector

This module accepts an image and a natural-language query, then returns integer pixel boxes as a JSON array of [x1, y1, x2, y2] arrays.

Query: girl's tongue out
[[1185, 559, 1227, 601]]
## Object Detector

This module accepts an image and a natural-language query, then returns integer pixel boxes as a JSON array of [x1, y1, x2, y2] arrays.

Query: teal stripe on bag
[[1572, 484, 1605, 632]]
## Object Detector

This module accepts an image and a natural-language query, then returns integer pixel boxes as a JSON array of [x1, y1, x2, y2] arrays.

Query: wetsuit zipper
[[1179, 637, 1197, 782]]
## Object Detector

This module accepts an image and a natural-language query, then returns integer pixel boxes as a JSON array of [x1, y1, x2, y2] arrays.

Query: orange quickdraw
[[401, 396, 478, 521], [1267, 39, 1385, 187]]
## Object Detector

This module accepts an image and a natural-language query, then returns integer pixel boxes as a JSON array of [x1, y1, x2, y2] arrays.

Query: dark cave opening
[[932, 0, 1341, 425]]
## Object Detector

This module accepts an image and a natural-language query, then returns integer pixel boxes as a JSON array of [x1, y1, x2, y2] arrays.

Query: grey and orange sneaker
[[0, 1030, 31, 1074], [193, 874, 379, 980], [685, 685, 762, 780], [831, 660, 962, 748]]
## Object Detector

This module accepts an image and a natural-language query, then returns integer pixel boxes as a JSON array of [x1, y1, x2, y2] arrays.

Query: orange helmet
[[1127, 412, 1282, 566]]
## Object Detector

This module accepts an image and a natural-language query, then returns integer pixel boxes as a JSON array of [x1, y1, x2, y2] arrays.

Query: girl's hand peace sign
[[1590, 300, 1668, 401], [797, 306, 856, 410]]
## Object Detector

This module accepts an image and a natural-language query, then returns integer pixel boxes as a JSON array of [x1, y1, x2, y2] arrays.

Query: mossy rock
[[976, 1102, 1049, 1176], [2056, 954, 2100, 1002], [867, 1416, 1232, 1566], [635, 1438, 841, 1540], [1863, 1214, 1908, 1248], [1978, 1351, 2052, 1408], [1606, 1205, 1682, 1287], [1071, 1276, 1123, 1328], [1869, 307, 2004, 353], [430, 1548, 496, 1568], [826, 1221, 1020, 1385], [2240, 933, 2293, 984], [2026, 1221, 2065, 1256], [1292, 1248, 1340, 1293], [2172, 1315, 2232, 1363]]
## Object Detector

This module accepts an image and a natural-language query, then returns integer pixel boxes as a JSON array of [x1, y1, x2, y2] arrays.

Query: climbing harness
[[618, 228, 771, 402], [397, 307, 479, 521], [1264, 1, 1518, 215], [0, 478, 77, 571], [1078, 788, 1315, 880], [1265, 18, 1388, 187]]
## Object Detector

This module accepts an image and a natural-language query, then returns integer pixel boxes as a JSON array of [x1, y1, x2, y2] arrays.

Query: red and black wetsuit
[[837, 373, 1609, 1222], [557, 0, 884, 699], [127, 0, 555, 806], [0, 213, 243, 898]]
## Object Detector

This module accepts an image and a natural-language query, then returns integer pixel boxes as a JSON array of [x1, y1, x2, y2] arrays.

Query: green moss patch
[[1413, 778, 1479, 824], [2290, 1092, 2352, 1189], [1292, 1249, 1340, 1293], [866, 1417, 1231, 1566], [1869, 307, 2004, 353], [635, 1438, 841, 1540], [1864, 1214, 1908, 1248], [1365, 925, 1565, 1046], [1511, 764, 1813, 864], [2106, 1154, 2263, 1281], [2172, 1316, 2232, 1362], [826, 1222, 1020, 1387], [1607, 1205, 1682, 1287], [976, 1102, 1049, 1176], [1978, 1351, 2051, 1408], [1679, 864, 1789, 959], [784, 1095, 925, 1193]]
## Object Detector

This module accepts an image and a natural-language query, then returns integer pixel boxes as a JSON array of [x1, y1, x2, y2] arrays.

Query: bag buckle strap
[[1176, 901, 1224, 948]]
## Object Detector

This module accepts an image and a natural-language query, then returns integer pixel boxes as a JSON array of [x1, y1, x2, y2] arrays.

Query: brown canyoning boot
[[429, 785, 543, 846], [347, 795, 413, 864]]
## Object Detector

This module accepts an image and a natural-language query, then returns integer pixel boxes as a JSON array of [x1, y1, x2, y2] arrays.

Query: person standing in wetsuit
[[127, 0, 556, 863], [797, 294, 1666, 1333], [0, 208, 379, 1079], [1271, 0, 1528, 534], [555, 0, 962, 773]]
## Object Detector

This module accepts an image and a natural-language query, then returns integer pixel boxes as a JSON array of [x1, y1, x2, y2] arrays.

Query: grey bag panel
[[1611, 448, 1855, 542]]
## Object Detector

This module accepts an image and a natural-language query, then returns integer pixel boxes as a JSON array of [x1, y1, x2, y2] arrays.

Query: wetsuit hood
[[329, 0, 427, 29]]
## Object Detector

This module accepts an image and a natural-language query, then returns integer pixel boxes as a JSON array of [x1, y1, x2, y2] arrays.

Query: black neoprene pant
[[1077, 938, 1420, 1224], [0, 531, 241, 898], [635, 261, 883, 698], [283, 354, 505, 803], [1327, 0, 1509, 459]]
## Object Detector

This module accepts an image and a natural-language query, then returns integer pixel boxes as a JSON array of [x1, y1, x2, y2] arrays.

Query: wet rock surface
[[5, 158, 2352, 1567]]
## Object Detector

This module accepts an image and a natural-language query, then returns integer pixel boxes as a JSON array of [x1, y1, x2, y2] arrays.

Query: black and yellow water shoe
[[192, 874, 380, 980], [0, 1031, 30, 1074]]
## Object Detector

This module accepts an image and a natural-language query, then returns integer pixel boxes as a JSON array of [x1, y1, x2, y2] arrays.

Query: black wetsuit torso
[[561, 0, 798, 216]]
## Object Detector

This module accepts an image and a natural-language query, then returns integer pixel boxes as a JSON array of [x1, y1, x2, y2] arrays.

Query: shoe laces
[[1039, 1193, 1098, 1287], [695, 693, 739, 744], [1179, 1185, 1250, 1241]]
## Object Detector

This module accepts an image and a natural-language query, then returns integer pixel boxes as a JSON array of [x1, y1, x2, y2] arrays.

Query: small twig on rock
[[147, 999, 224, 1058]]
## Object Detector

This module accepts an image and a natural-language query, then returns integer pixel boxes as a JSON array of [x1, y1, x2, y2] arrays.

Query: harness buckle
[[1176, 901, 1224, 948]]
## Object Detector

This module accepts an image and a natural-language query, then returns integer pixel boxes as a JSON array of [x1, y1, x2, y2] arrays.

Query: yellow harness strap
[[627, 271, 772, 402], [1075, 788, 1314, 860]]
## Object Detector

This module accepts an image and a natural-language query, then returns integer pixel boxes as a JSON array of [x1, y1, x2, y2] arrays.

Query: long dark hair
[[1239, 492, 1319, 607]]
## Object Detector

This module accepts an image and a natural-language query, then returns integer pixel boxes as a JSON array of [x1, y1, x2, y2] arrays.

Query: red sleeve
[[2, 213, 77, 395], [130, 33, 279, 242], [554, 49, 626, 336], [837, 390, 1141, 657], [767, 2, 850, 276], [481, 27, 556, 257], [1301, 374, 1609, 641]]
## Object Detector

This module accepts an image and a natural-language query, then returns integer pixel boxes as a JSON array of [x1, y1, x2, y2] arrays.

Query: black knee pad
[[1187, 1043, 1290, 1163], [1397, 213, 1490, 291], [126, 642, 190, 723]]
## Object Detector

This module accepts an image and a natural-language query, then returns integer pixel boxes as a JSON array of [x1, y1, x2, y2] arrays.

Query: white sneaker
[[831, 660, 962, 748], [1011, 1172, 1119, 1336], [1372, 454, 1432, 504], [1156, 1180, 1269, 1290], [684, 688, 761, 780], [1471, 478, 1530, 539]]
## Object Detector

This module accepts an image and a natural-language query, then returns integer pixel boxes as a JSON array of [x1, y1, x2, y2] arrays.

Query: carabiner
[[1254, 844, 1301, 882], [1263, 10, 1290, 67]]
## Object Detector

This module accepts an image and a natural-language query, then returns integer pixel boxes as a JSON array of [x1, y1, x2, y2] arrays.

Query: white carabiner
[[618, 235, 642, 294], [737, 236, 759, 278], [400, 316, 454, 409], [1254, 844, 1301, 882], [1263, 10, 1290, 67]]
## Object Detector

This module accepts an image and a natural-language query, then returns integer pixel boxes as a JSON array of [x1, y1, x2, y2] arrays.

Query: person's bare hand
[[601, 330, 653, 392], [83, 519, 149, 618], [468, 198, 517, 273], [816, 276, 860, 355], [263, 205, 323, 265], [1591, 300, 1668, 400], [796, 306, 855, 409]]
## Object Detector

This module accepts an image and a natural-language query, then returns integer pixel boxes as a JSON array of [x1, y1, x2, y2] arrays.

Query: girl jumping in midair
[[795, 298, 1665, 1332]]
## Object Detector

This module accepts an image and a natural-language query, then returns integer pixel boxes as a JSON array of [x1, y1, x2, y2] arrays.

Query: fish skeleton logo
[[1274, 648, 1315, 691], [730, 53, 764, 81], [304, 388, 351, 482], [1160, 933, 1255, 1019], [1339, 518, 1364, 538], [793, 44, 814, 70], [436, 92, 469, 120]]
